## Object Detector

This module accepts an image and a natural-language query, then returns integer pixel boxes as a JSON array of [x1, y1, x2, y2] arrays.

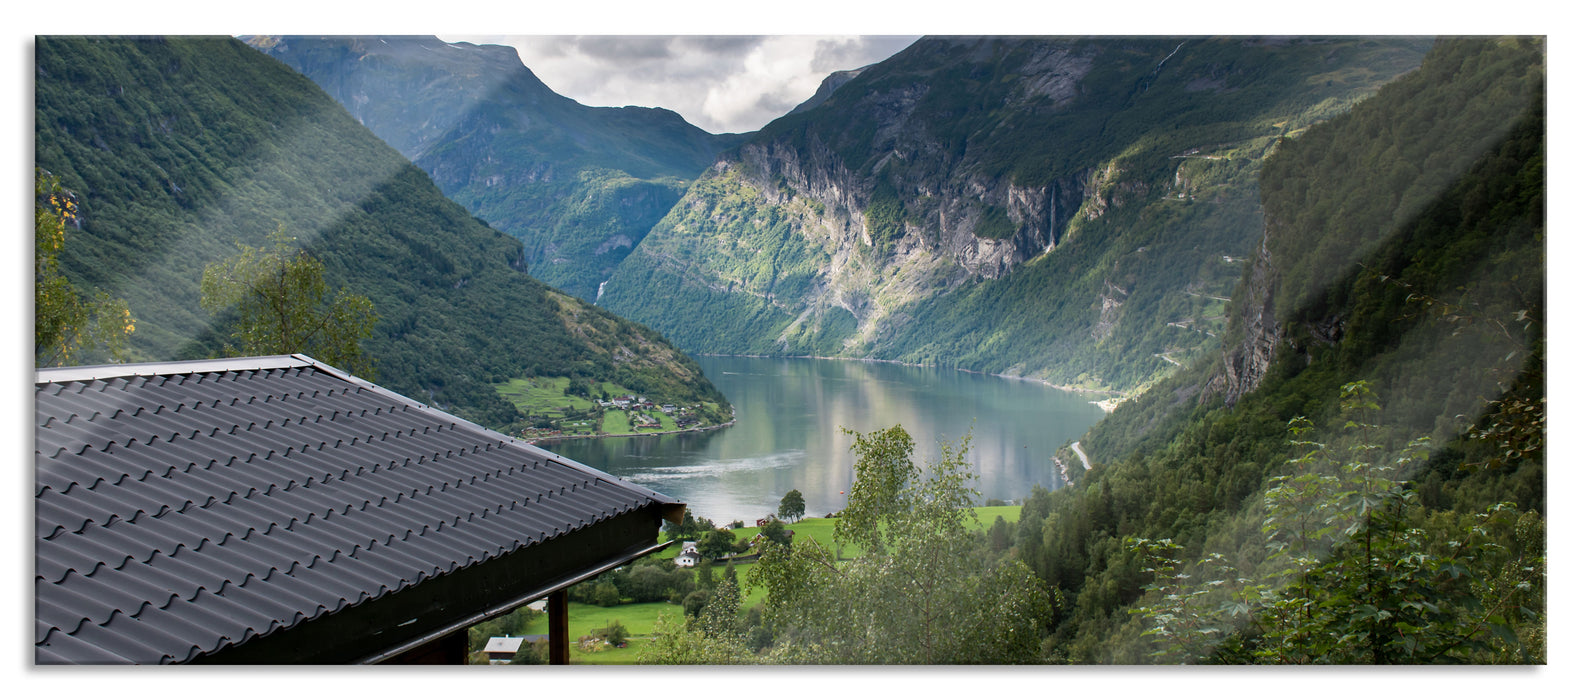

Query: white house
[[674, 540, 703, 567]]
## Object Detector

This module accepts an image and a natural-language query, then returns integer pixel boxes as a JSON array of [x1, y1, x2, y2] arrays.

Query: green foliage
[[832, 426, 921, 551], [1258, 38, 1546, 323], [681, 590, 710, 619], [1126, 386, 1545, 664], [664, 508, 716, 542], [698, 529, 737, 560], [254, 36, 742, 302], [742, 427, 1052, 664], [200, 226, 378, 376], [758, 519, 791, 548], [592, 581, 622, 608], [862, 178, 906, 259], [1013, 38, 1545, 664], [987, 515, 1012, 553], [695, 577, 743, 642], [638, 613, 750, 665], [510, 639, 548, 665], [591, 619, 630, 647], [35, 169, 134, 367], [619, 562, 695, 605], [973, 205, 1016, 240], [777, 489, 806, 522], [695, 558, 716, 592], [34, 36, 727, 429], [601, 167, 835, 356]]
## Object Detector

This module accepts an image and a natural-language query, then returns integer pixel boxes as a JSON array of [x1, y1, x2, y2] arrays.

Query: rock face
[[602, 36, 1433, 392], [605, 38, 1113, 355], [1207, 235, 1280, 406]]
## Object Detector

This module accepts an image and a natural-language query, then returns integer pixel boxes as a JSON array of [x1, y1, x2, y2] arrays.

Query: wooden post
[[549, 589, 570, 665]]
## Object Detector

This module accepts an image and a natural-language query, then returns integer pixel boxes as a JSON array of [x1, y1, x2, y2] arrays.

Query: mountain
[[598, 37, 1434, 394], [245, 35, 746, 302], [1011, 37, 1545, 662], [35, 35, 728, 429], [787, 67, 866, 115]]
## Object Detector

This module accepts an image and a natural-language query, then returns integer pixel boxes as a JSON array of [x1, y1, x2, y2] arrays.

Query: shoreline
[[697, 352, 1131, 411], [528, 418, 737, 445]]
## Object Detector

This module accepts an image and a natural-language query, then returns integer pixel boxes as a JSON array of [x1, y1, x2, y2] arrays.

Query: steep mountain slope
[[1009, 37, 1544, 662], [600, 37, 1432, 392], [35, 35, 727, 429], [246, 35, 745, 301]]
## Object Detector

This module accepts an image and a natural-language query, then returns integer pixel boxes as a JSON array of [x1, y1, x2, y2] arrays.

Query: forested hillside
[[1011, 37, 1545, 663], [35, 35, 727, 429], [601, 37, 1432, 393], [247, 35, 745, 301]]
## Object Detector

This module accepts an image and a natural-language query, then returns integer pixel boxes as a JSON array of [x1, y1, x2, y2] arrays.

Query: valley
[[32, 33, 1547, 668]]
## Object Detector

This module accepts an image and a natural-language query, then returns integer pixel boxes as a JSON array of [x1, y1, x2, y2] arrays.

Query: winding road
[[1070, 441, 1093, 471]]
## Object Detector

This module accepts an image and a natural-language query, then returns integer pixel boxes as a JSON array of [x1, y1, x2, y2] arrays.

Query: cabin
[[34, 354, 683, 664], [483, 636, 524, 664], [483, 635, 547, 664]]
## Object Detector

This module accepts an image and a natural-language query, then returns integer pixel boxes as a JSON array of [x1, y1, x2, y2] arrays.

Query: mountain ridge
[[600, 36, 1434, 394], [248, 35, 747, 301], [1015, 37, 1545, 661], [35, 35, 728, 430]]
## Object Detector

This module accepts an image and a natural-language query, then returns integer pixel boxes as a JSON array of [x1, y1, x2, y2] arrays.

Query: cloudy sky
[[438, 35, 920, 134]]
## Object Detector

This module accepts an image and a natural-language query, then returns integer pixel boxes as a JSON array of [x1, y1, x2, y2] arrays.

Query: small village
[[492, 375, 727, 442]]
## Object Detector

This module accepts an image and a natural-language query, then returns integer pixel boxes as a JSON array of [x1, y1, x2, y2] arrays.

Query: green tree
[[778, 489, 806, 522], [638, 613, 748, 665], [510, 639, 547, 665], [1127, 383, 1546, 664], [698, 528, 737, 560], [696, 577, 742, 642], [695, 558, 716, 592], [592, 619, 629, 647], [591, 581, 622, 607], [34, 169, 133, 367], [200, 226, 378, 376], [743, 426, 1053, 664], [987, 515, 1012, 552], [681, 589, 711, 619], [623, 564, 672, 603], [759, 519, 792, 547]]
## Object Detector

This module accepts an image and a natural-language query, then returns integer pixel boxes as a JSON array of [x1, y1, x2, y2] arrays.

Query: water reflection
[[548, 356, 1105, 524]]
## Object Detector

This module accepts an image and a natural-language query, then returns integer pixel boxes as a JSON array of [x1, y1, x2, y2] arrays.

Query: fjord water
[[549, 356, 1105, 524]]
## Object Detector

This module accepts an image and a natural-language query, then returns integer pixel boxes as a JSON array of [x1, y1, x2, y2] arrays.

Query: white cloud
[[438, 35, 918, 133]]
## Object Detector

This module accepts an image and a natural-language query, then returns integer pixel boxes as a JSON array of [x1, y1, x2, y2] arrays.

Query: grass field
[[601, 409, 631, 434], [972, 505, 1021, 528], [518, 600, 682, 664], [495, 377, 689, 436], [494, 377, 597, 417], [497, 508, 1021, 664]]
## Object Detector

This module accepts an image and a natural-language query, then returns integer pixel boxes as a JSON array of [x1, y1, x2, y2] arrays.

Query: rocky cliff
[[603, 37, 1433, 392]]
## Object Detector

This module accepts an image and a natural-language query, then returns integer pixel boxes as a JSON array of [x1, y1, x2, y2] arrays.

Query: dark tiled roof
[[35, 355, 678, 664]]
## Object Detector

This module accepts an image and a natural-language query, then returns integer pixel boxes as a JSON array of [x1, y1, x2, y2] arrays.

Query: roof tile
[[35, 356, 678, 664]]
